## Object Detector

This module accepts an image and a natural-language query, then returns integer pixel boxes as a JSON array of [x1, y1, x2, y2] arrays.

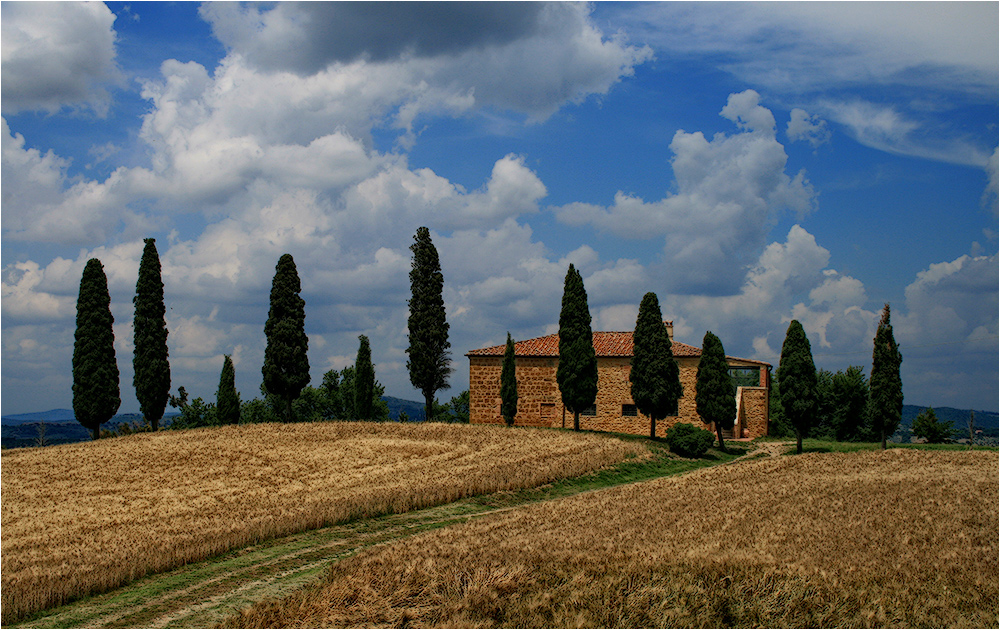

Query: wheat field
[[0, 421, 643, 624], [229, 449, 999, 628]]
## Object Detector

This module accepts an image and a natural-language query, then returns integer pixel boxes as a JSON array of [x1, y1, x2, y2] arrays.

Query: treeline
[[73, 228, 457, 439], [766, 305, 966, 447]]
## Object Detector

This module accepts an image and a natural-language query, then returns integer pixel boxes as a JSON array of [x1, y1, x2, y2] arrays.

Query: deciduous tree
[[133, 238, 170, 431], [695, 331, 736, 452], [777, 320, 817, 454], [500, 332, 518, 426], [870, 303, 903, 449], [263, 254, 310, 422], [406, 227, 451, 423], [556, 264, 598, 431], [217, 355, 240, 425], [630, 293, 682, 439], [73, 258, 121, 440], [912, 406, 953, 444]]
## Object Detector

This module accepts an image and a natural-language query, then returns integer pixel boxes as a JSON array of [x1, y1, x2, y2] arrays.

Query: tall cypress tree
[[870, 303, 903, 449], [695, 331, 736, 452], [217, 354, 240, 425], [354, 335, 375, 421], [73, 258, 121, 440], [133, 238, 170, 431], [777, 319, 817, 454], [406, 227, 451, 423], [500, 332, 518, 427], [630, 292, 682, 439], [263, 253, 310, 422], [556, 264, 598, 431]]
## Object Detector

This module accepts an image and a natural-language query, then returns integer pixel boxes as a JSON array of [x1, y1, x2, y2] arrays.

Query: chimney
[[664, 320, 673, 342]]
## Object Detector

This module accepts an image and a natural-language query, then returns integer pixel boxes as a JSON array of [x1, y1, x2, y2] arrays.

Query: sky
[[1, 1, 997, 417]]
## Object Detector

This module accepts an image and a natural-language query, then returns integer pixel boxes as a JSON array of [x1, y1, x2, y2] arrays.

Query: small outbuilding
[[466, 322, 770, 439]]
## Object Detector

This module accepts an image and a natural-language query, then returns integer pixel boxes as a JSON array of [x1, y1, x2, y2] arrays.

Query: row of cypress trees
[[72, 227, 454, 436], [73, 239, 171, 439], [500, 265, 903, 454]]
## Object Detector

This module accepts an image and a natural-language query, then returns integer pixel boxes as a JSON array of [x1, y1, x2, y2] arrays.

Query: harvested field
[[1, 422, 643, 624], [229, 449, 999, 628]]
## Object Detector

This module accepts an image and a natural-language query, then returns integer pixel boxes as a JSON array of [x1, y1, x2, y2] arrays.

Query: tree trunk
[[573, 410, 580, 431], [796, 428, 803, 454], [880, 429, 887, 450], [425, 393, 434, 423], [716, 424, 727, 454], [650, 415, 657, 440], [91, 425, 101, 440], [285, 397, 293, 423], [150, 416, 159, 432]]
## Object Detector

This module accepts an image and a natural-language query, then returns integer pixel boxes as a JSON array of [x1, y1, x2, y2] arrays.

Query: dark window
[[729, 367, 760, 387], [581, 405, 597, 416], [622, 404, 638, 417]]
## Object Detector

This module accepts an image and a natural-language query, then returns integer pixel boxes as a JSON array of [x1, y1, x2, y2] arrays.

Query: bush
[[666, 422, 715, 458]]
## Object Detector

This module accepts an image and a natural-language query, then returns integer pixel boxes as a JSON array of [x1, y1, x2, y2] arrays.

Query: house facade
[[467, 322, 770, 439]]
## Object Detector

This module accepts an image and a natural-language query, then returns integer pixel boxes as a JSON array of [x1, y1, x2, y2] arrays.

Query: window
[[622, 404, 638, 417], [581, 405, 597, 416], [729, 367, 760, 387], [666, 399, 678, 417]]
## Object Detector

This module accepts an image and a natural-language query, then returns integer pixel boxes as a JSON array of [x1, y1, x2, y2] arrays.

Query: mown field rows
[[227, 449, 999, 628], [1, 422, 644, 624]]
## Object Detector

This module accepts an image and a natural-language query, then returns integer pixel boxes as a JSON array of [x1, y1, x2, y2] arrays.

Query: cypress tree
[[500, 332, 518, 427], [556, 264, 598, 431], [406, 227, 451, 423], [695, 331, 736, 452], [870, 303, 903, 449], [133, 238, 170, 431], [262, 253, 310, 422], [777, 320, 818, 454], [73, 258, 121, 440], [355, 335, 375, 421], [630, 292, 682, 439], [217, 354, 240, 425]]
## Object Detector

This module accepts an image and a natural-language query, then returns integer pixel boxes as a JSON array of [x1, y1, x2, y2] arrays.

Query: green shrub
[[666, 422, 715, 458]]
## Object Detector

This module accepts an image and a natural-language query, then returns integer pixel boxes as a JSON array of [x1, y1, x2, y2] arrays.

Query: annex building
[[467, 322, 771, 439]]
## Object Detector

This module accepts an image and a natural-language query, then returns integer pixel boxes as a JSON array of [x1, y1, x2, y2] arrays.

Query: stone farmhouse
[[467, 322, 771, 439]]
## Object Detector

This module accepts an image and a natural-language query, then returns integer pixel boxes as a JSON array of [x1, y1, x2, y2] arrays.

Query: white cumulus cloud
[[1, 2, 121, 115]]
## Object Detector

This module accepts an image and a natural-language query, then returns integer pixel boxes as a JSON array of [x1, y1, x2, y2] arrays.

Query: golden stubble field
[[229, 448, 999, 628], [0, 421, 643, 624]]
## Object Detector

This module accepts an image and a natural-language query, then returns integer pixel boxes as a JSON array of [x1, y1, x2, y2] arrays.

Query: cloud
[[787, 109, 830, 148], [200, 1, 653, 123], [816, 99, 992, 167], [612, 2, 997, 167], [617, 2, 997, 97], [201, 2, 551, 72], [985, 147, 999, 215], [555, 90, 815, 294], [1, 2, 121, 115]]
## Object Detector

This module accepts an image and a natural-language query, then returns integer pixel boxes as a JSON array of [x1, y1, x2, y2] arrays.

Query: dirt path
[[13, 442, 789, 629]]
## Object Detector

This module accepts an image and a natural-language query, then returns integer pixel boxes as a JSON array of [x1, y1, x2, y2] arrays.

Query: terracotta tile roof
[[466, 327, 769, 366]]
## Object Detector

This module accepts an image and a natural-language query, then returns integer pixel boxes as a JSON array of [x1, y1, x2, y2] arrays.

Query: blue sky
[[2, 1, 997, 416]]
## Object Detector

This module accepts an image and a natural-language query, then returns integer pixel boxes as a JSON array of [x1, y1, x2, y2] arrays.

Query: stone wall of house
[[469, 356, 559, 427], [739, 387, 769, 438], [469, 354, 769, 439]]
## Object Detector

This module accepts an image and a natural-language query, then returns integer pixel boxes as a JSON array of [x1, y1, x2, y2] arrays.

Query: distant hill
[[384, 396, 426, 422], [2, 398, 428, 448], [901, 405, 997, 433], [2, 409, 77, 425]]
